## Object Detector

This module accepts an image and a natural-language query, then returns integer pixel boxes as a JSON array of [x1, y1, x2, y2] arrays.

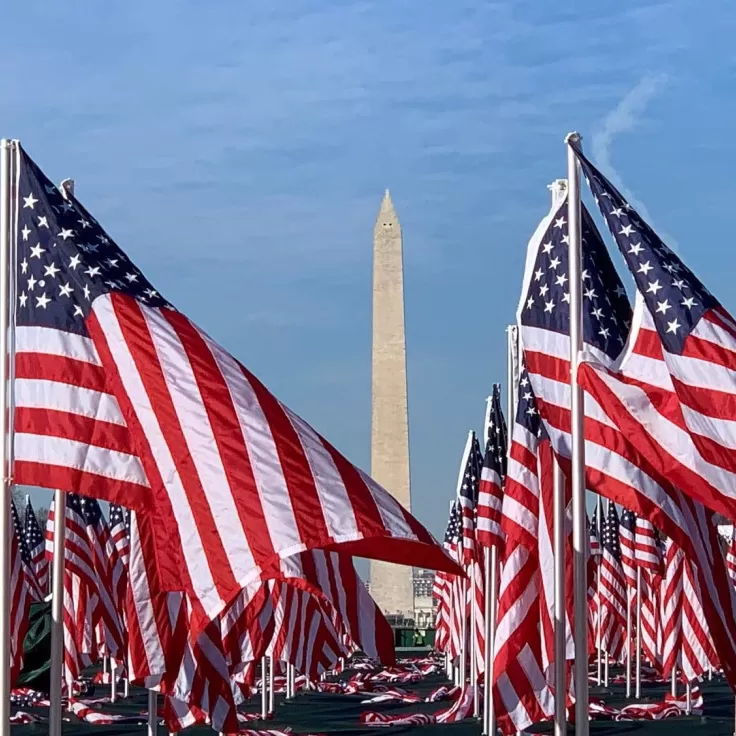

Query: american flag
[[619, 507, 637, 591], [108, 504, 130, 567], [571, 145, 736, 526], [10, 142, 456, 632], [491, 368, 555, 735], [517, 180, 736, 688], [79, 496, 126, 661], [589, 508, 601, 556], [477, 384, 506, 550], [660, 537, 684, 678], [599, 502, 626, 660], [727, 533, 736, 587], [10, 500, 37, 683], [433, 504, 462, 655], [635, 518, 662, 575], [457, 431, 483, 565], [24, 498, 48, 593]]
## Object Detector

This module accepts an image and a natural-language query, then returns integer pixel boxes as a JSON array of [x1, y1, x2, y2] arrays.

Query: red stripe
[[15, 352, 108, 391]]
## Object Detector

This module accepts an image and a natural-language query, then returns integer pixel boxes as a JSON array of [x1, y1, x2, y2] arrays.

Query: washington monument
[[369, 190, 415, 619]]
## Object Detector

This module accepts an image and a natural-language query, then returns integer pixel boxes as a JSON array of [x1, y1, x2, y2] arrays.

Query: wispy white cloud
[[591, 73, 679, 248]]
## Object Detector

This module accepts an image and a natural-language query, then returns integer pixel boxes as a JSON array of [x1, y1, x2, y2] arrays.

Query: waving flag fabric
[[477, 384, 507, 550], [24, 499, 48, 593], [10, 142, 458, 633]]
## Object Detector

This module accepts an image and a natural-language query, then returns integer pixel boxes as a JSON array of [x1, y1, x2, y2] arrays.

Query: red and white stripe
[[659, 538, 684, 678], [635, 518, 661, 574]]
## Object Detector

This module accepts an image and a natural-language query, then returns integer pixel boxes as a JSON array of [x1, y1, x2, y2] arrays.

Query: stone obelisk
[[369, 190, 414, 619]]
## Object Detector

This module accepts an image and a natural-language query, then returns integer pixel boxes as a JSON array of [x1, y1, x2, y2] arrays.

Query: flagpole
[[0, 138, 13, 736], [261, 655, 269, 719], [596, 496, 602, 686], [268, 654, 275, 715], [553, 457, 567, 736], [147, 689, 157, 736], [625, 592, 632, 698], [565, 131, 589, 736], [635, 568, 642, 698], [471, 560, 480, 717]]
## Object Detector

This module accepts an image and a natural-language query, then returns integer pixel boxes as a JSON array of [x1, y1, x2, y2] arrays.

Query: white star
[[23, 193, 38, 209], [30, 243, 45, 259], [125, 272, 138, 283], [21, 226, 31, 241], [667, 318, 681, 334], [619, 224, 635, 237], [523, 391, 532, 401], [584, 287, 597, 300], [526, 405, 537, 416], [544, 300, 555, 313], [526, 296, 534, 310], [581, 269, 590, 281], [555, 273, 568, 287], [59, 228, 74, 241], [672, 279, 687, 290], [548, 257, 561, 270], [614, 284, 626, 298], [562, 292, 570, 303], [97, 235, 110, 245], [662, 262, 677, 274], [35, 293, 51, 309], [599, 327, 610, 339], [561, 234, 570, 245], [637, 261, 653, 275], [610, 207, 624, 217], [656, 299, 671, 314], [37, 216, 49, 229], [59, 282, 73, 298], [520, 377, 529, 387], [26, 275, 36, 292], [534, 268, 544, 281], [69, 254, 82, 270], [73, 305, 84, 317], [107, 258, 119, 268], [20, 259, 28, 275], [144, 288, 158, 299], [85, 266, 101, 278], [18, 292, 27, 308], [83, 284, 91, 300], [591, 307, 603, 320], [539, 284, 549, 297], [78, 219, 91, 229], [44, 262, 60, 279], [681, 296, 697, 309], [554, 217, 566, 229], [542, 241, 553, 254], [646, 280, 663, 295]]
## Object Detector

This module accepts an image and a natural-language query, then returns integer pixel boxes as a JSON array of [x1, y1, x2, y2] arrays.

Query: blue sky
[[5, 1, 736, 543]]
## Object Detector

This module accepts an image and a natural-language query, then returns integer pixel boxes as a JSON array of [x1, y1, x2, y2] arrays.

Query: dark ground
[[9, 668, 736, 735]]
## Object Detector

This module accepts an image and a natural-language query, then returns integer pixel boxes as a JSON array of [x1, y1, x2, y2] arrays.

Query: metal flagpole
[[565, 132, 589, 736], [483, 544, 498, 735], [268, 654, 275, 715], [625, 593, 632, 698], [596, 496, 602, 686], [671, 668, 676, 697], [0, 138, 14, 736], [261, 656, 269, 718], [685, 681, 691, 715], [459, 576, 468, 686], [635, 568, 642, 698], [553, 458, 567, 736], [471, 560, 480, 717], [147, 689, 157, 736]]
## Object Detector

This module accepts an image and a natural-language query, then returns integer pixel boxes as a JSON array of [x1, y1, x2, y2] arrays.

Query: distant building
[[412, 568, 437, 629]]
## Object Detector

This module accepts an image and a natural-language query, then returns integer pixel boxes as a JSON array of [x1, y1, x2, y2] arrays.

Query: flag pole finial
[[565, 131, 582, 145]]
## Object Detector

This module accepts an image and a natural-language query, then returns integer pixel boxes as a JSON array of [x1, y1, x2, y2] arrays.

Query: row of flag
[[432, 139, 736, 735]]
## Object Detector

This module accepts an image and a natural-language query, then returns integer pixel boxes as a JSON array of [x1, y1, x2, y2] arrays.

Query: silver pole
[[268, 654, 275, 714], [471, 561, 479, 717], [604, 651, 609, 688], [625, 593, 632, 697], [124, 675, 130, 699], [671, 668, 677, 698], [49, 490, 66, 736], [635, 568, 642, 698], [553, 458, 567, 736], [482, 545, 498, 735], [147, 689, 157, 736], [565, 132, 589, 736], [260, 655, 269, 718], [459, 576, 468, 686], [596, 497, 602, 687], [110, 659, 117, 702], [685, 681, 691, 715]]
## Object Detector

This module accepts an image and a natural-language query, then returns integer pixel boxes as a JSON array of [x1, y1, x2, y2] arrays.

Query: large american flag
[[477, 384, 506, 550], [571, 144, 736, 522], [24, 498, 48, 593], [10, 142, 456, 631], [516, 181, 736, 688]]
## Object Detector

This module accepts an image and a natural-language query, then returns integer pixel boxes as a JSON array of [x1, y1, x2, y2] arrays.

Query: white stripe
[[92, 295, 224, 620], [16, 325, 101, 365]]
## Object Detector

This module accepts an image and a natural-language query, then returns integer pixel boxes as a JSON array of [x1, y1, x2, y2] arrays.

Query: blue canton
[[572, 143, 717, 354], [12, 501, 33, 565], [484, 383, 508, 480], [520, 196, 632, 360], [24, 503, 44, 553], [515, 365, 549, 441], [602, 502, 622, 561], [619, 507, 636, 534], [16, 145, 170, 337]]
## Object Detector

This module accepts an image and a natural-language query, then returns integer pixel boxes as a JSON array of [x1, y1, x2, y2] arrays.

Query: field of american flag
[[4, 120, 736, 736]]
